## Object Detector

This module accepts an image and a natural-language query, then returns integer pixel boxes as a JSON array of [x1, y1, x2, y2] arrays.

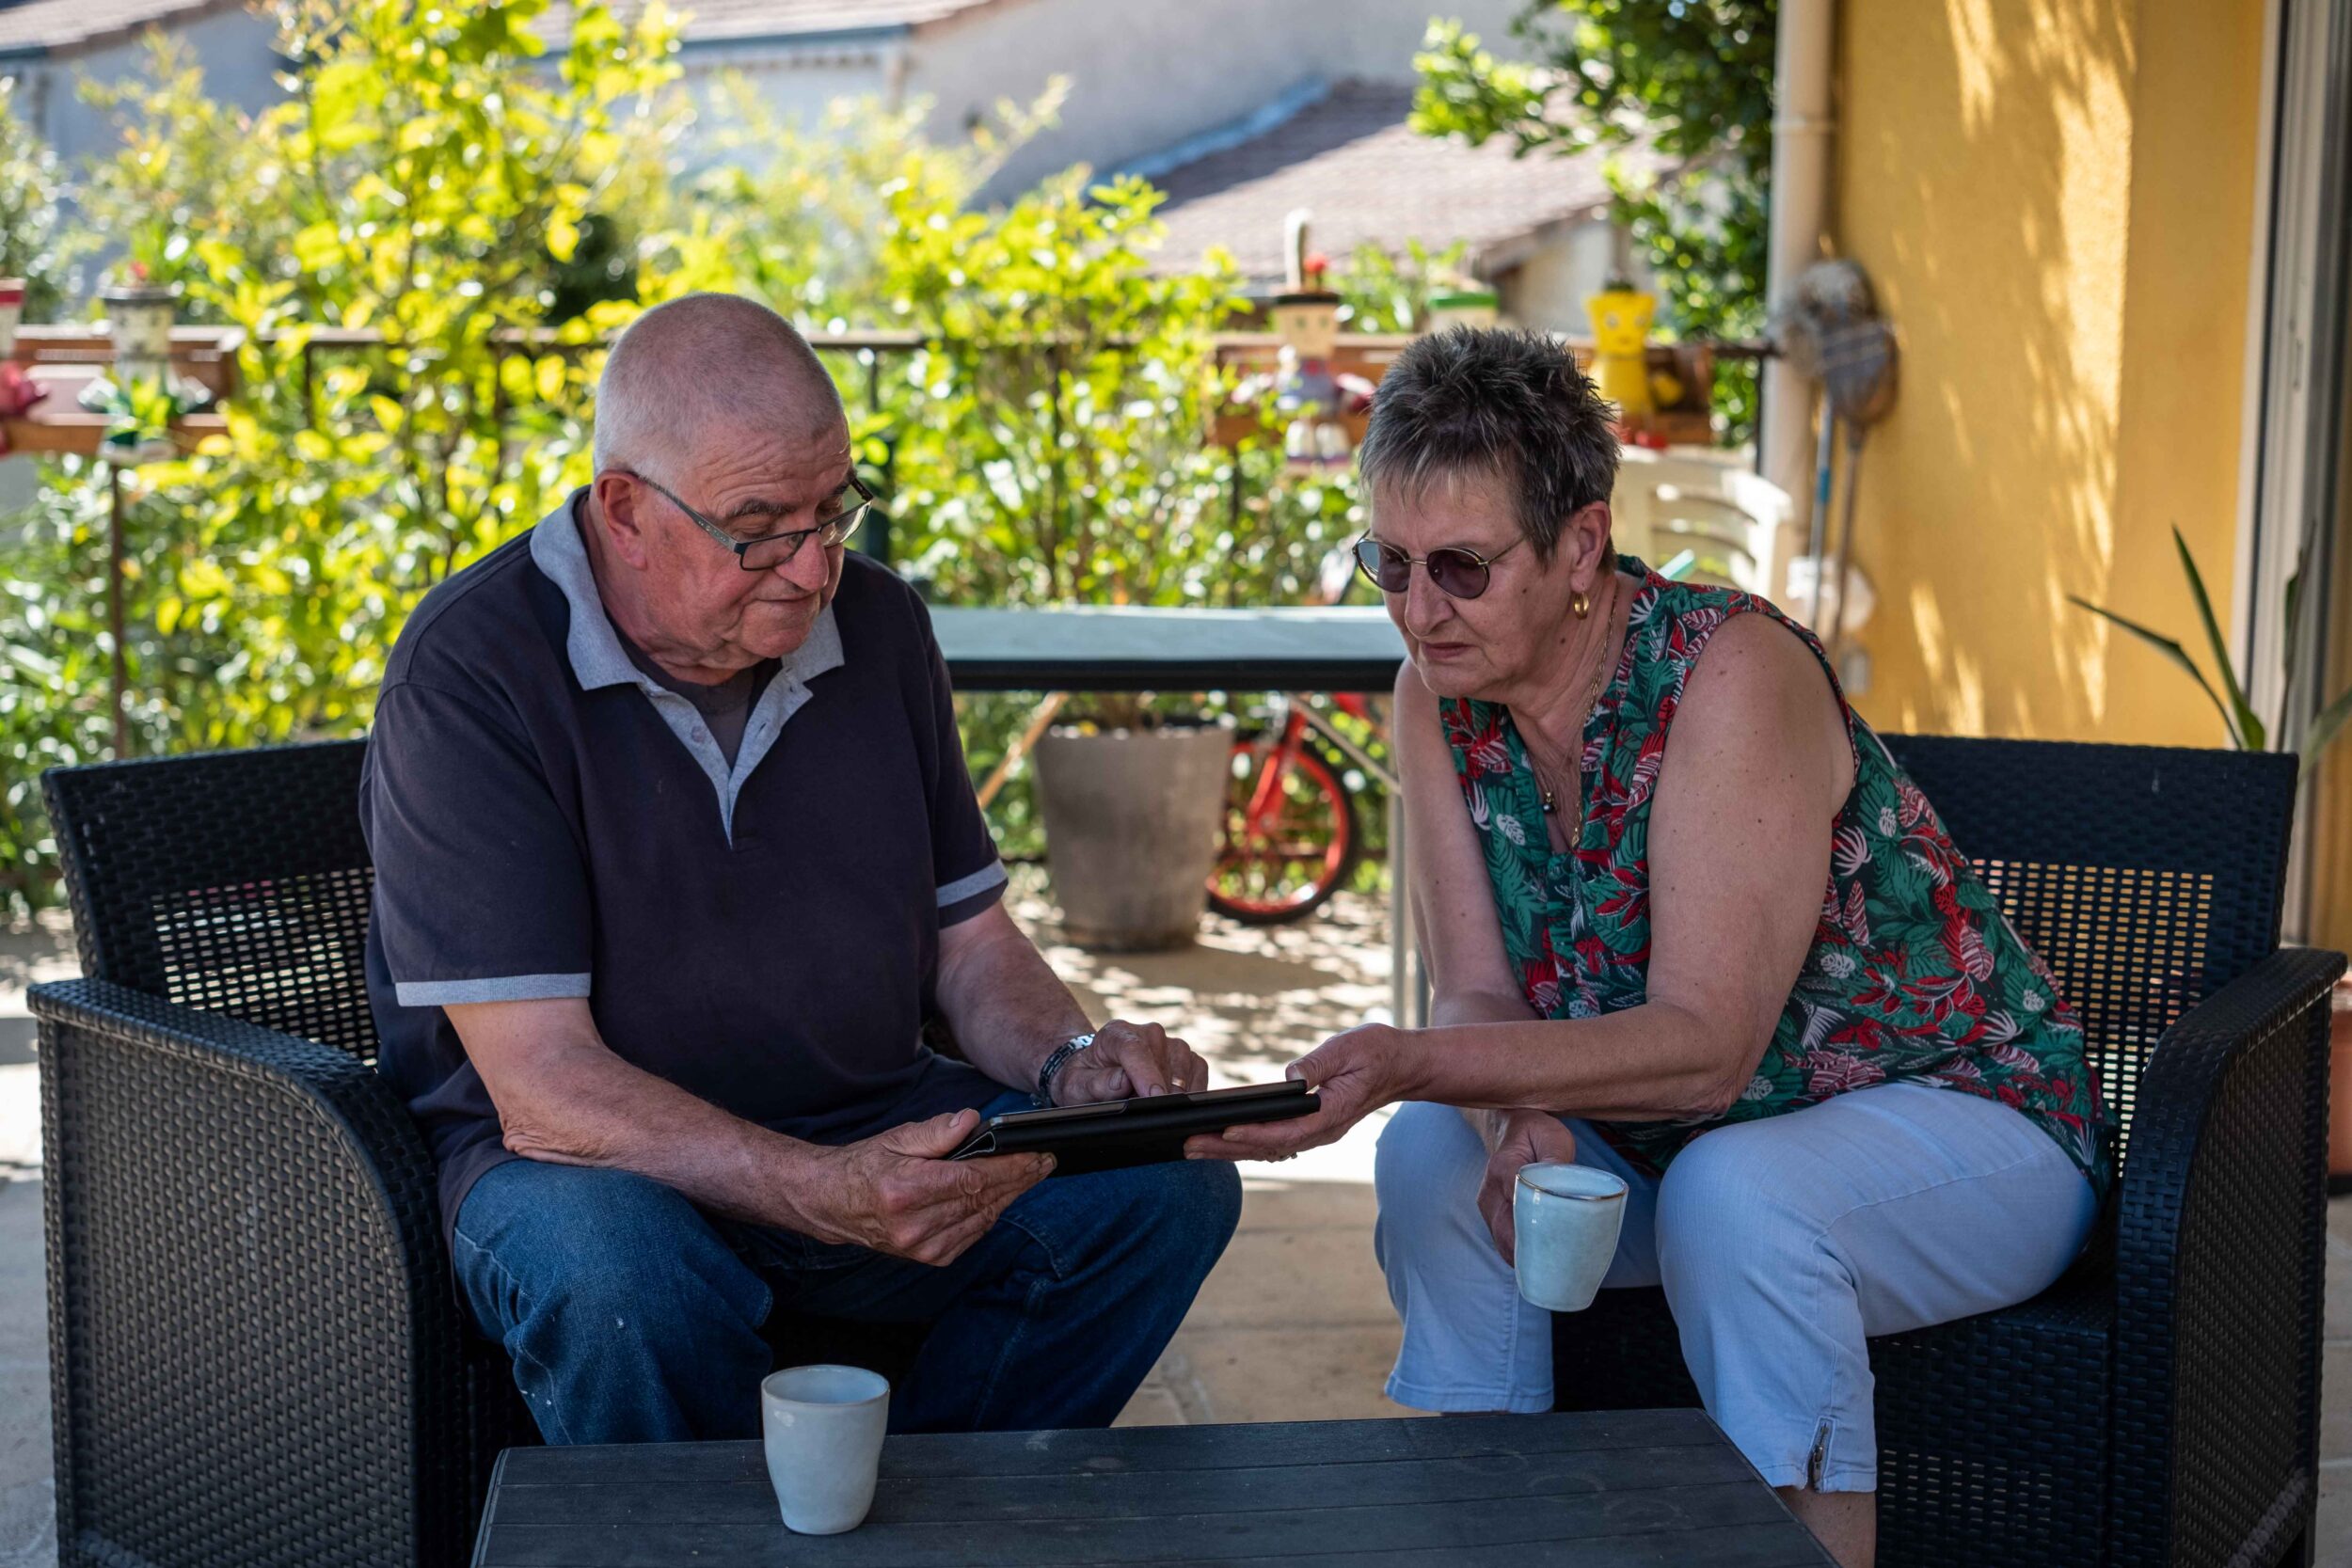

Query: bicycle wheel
[[1206, 730, 1362, 926]]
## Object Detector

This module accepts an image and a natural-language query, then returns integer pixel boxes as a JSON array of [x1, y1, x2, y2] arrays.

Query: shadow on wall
[[1840, 0, 2261, 747]]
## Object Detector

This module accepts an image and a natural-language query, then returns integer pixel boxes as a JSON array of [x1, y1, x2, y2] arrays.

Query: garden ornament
[[1585, 278, 1684, 434], [1270, 210, 1374, 470]]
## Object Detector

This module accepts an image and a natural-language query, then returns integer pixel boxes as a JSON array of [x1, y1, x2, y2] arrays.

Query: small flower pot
[[1422, 287, 1500, 334], [100, 282, 179, 387], [0, 279, 23, 360]]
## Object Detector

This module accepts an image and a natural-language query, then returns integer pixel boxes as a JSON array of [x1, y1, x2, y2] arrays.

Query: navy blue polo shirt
[[359, 491, 1011, 1238]]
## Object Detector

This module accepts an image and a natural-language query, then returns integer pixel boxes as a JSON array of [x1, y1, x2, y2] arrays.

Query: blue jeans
[[452, 1093, 1242, 1444]]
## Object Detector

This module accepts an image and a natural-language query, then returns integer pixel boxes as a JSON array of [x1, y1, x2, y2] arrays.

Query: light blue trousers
[[1373, 1082, 2096, 1491]]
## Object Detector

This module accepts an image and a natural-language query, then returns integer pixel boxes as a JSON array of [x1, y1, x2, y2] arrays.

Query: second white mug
[[1514, 1160, 1629, 1312]]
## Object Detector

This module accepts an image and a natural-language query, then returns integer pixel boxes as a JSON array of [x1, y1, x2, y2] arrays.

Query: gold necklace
[[1539, 581, 1616, 817]]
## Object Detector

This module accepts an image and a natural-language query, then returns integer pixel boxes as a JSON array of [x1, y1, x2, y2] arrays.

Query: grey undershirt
[[617, 634, 780, 768]]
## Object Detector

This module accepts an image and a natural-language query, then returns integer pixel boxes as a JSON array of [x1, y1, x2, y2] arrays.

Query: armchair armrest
[[2108, 945, 2345, 1568], [29, 976, 475, 1568]]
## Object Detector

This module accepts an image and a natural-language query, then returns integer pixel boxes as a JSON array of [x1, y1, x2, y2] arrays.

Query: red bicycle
[[1207, 542, 1397, 925], [1207, 689, 1392, 926]]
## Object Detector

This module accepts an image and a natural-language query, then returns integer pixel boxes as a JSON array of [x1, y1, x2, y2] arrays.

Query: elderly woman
[[1193, 329, 2107, 1568]]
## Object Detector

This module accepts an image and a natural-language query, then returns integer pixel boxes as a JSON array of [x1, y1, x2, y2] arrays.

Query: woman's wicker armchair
[[1550, 737, 2344, 1568]]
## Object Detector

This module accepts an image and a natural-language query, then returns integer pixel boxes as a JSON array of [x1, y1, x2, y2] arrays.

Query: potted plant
[[2072, 528, 2352, 1180], [98, 261, 180, 388], [76, 260, 209, 465]]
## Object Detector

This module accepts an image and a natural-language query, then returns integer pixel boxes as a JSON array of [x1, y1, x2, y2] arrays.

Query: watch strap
[[1034, 1031, 1097, 1106]]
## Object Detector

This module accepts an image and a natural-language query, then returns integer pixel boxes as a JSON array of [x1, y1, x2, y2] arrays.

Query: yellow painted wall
[[1835, 0, 2267, 744]]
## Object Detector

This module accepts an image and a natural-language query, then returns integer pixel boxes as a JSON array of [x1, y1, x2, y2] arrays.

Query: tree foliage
[[0, 0, 681, 908], [0, 77, 83, 321], [1333, 239, 1474, 334], [1413, 2, 1775, 438], [0, 0, 1360, 909]]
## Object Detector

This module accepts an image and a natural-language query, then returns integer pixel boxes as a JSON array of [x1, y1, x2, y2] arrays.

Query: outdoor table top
[[469, 1408, 1834, 1567], [930, 604, 1406, 693]]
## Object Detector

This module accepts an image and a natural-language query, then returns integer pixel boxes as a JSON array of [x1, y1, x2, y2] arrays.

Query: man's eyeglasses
[[1353, 534, 1526, 601], [625, 469, 878, 572]]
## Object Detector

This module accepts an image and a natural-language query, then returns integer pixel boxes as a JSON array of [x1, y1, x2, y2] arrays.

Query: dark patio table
[[469, 1409, 1836, 1566], [930, 605, 1423, 1023]]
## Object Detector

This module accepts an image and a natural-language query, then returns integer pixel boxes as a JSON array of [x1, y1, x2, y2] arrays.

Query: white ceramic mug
[[760, 1364, 890, 1535], [1514, 1161, 1629, 1312]]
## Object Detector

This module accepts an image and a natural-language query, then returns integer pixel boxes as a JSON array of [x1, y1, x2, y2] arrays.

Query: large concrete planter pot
[[1032, 719, 1233, 951]]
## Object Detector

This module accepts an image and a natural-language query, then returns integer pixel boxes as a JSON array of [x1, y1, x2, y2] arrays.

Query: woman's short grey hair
[[1356, 327, 1619, 563]]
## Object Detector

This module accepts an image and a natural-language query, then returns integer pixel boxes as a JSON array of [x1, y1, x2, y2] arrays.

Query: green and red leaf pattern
[[1438, 563, 2111, 1196]]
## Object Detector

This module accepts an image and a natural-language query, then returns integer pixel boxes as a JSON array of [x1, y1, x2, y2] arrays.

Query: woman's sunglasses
[[1353, 534, 1526, 601]]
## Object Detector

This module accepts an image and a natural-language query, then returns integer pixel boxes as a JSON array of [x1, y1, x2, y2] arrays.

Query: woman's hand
[[1184, 1022, 1420, 1163], [1476, 1111, 1579, 1264]]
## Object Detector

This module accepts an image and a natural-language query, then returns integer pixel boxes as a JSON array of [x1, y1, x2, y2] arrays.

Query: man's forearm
[[495, 1041, 834, 1231], [933, 910, 1092, 1094]]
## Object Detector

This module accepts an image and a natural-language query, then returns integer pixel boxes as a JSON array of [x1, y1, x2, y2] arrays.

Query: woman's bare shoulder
[[1672, 609, 1854, 801]]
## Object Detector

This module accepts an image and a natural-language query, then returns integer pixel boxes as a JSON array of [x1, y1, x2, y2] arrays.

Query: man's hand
[[1051, 1019, 1208, 1104], [1184, 1022, 1419, 1163], [790, 1109, 1053, 1266], [1476, 1111, 1578, 1265]]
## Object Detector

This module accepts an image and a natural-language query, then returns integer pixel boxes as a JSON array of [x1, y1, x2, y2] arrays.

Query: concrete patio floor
[[2, 880, 2348, 1562]]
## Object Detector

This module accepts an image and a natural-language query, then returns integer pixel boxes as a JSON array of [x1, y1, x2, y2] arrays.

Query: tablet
[[947, 1081, 1319, 1176]]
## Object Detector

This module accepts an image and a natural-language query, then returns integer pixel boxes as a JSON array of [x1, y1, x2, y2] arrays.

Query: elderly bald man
[[359, 293, 1241, 1444]]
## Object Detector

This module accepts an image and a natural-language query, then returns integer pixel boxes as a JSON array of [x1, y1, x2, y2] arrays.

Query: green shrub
[[0, 3, 1369, 909]]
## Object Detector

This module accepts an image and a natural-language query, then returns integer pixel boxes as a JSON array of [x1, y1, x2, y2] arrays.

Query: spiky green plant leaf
[[2173, 527, 2265, 751], [2069, 595, 2245, 749]]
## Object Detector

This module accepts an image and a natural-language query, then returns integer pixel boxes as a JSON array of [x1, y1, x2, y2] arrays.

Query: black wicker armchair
[[1550, 736, 2344, 1568], [32, 741, 506, 1568], [29, 739, 922, 1568]]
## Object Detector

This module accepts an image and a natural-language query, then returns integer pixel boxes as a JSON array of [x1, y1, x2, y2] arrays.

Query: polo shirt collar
[[530, 489, 844, 690], [530, 488, 846, 842]]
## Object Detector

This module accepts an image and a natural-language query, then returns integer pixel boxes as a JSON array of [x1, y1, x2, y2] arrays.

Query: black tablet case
[[948, 1082, 1321, 1176]]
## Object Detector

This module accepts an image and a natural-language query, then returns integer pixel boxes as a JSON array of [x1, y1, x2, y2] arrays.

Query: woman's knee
[[1374, 1101, 1489, 1241], [1652, 1124, 1833, 1291], [1374, 1101, 1506, 1294]]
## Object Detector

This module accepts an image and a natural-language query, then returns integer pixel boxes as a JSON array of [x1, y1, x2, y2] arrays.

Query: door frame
[[2244, 0, 2352, 939]]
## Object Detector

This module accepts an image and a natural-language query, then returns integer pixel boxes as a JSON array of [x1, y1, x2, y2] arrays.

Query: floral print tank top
[[1440, 561, 2111, 1196]]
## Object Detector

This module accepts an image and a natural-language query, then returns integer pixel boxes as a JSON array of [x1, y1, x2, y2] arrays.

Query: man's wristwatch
[[1034, 1032, 1096, 1107]]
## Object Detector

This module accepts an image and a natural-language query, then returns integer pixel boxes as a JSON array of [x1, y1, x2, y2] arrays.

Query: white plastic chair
[[1610, 447, 1794, 601]]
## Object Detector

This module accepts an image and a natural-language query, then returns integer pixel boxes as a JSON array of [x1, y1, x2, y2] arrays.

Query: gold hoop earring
[[1572, 590, 1592, 620]]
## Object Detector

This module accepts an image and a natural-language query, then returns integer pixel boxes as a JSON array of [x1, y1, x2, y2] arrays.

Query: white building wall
[[900, 0, 1530, 204], [1500, 221, 1627, 335], [668, 38, 894, 167], [8, 7, 282, 170], [10, 1, 1538, 210]]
